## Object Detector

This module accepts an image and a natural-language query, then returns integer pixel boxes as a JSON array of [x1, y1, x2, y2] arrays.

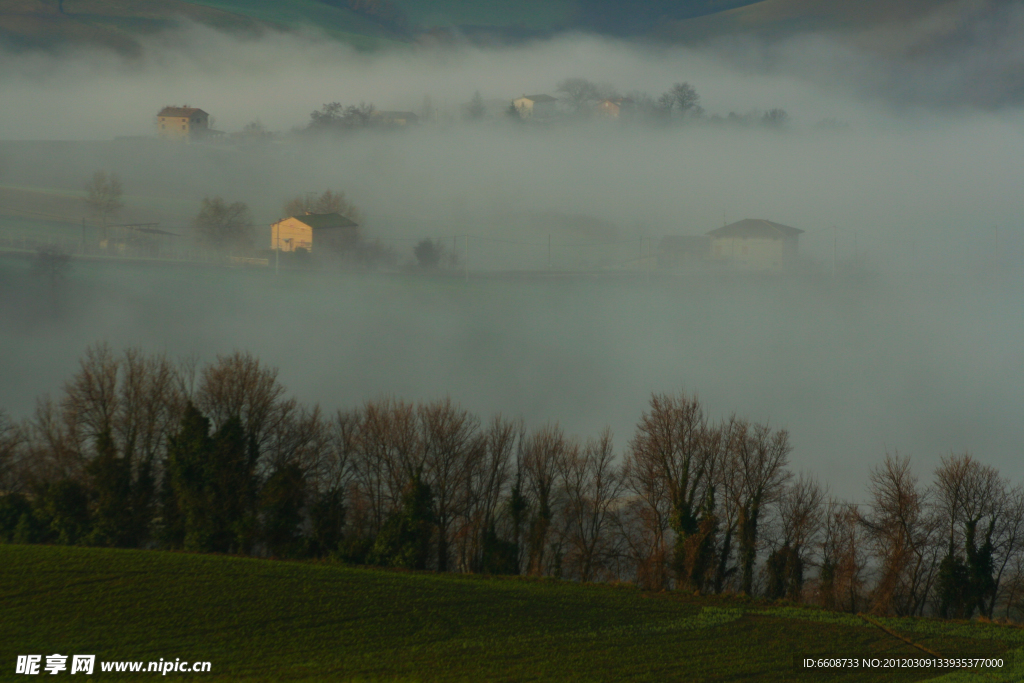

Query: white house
[[707, 219, 803, 271], [512, 94, 557, 119]]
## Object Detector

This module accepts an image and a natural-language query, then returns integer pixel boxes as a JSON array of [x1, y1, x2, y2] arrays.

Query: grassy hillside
[[0, 0, 268, 53], [657, 0, 962, 42], [2, 0, 972, 51], [1, 544, 1022, 681], [0, 0, 396, 53]]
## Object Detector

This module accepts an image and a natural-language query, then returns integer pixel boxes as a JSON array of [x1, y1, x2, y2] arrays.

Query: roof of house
[[158, 107, 208, 118], [707, 219, 803, 239], [517, 94, 557, 103], [287, 212, 359, 229]]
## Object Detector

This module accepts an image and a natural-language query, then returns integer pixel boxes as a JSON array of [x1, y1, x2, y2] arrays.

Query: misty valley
[[2, 4, 1024, 681]]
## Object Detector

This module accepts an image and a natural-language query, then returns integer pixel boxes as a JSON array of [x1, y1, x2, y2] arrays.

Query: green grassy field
[[1, 544, 1021, 681]]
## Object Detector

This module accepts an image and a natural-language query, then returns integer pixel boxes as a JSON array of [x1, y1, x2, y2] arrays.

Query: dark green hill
[[1, 544, 1021, 681], [0, 0, 774, 52], [3, 0, 996, 52]]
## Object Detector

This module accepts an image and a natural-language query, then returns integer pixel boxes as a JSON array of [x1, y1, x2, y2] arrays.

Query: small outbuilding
[[271, 212, 359, 254], [707, 219, 803, 271], [597, 97, 634, 119], [512, 94, 557, 119]]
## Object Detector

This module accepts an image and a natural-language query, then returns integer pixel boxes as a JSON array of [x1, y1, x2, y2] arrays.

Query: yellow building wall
[[271, 218, 313, 252], [711, 237, 796, 271], [157, 114, 210, 140]]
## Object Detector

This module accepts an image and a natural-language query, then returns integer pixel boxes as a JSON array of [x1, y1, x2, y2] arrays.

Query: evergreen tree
[[165, 403, 216, 552], [39, 479, 91, 545], [261, 461, 306, 558], [308, 487, 346, 558], [86, 430, 133, 547], [369, 474, 434, 570]]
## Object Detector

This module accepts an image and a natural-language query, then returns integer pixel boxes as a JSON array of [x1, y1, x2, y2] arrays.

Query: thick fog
[[1, 16, 1022, 499]]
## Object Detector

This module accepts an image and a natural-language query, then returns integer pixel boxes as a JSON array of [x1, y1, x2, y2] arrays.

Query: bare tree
[[419, 397, 480, 572], [195, 351, 293, 456], [557, 428, 625, 582], [523, 424, 571, 576], [727, 419, 792, 595], [62, 343, 121, 452], [308, 102, 376, 130], [352, 398, 422, 535], [992, 487, 1024, 618], [84, 170, 123, 230], [625, 392, 726, 591], [555, 77, 608, 114], [461, 415, 520, 573], [862, 453, 938, 616], [283, 190, 362, 223], [670, 82, 701, 115], [934, 453, 1016, 618], [819, 498, 868, 612], [0, 411, 27, 493], [192, 197, 253, 252], [765, 474, 825, 600], [762, 108, 790, 128]]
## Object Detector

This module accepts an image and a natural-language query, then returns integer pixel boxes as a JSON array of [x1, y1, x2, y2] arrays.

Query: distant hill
[[2, 544, 1022, 681], [656, 0, 1007, 47], [0, 0, 1014, 54], [0, 0, 401, 53], [0, 0, 775, 52]]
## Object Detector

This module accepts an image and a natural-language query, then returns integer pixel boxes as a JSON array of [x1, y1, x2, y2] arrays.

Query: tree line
[[1, 345, 1022, 620]]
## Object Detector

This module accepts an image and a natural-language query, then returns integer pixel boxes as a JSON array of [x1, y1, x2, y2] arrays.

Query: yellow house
[[157, 106, 209, 140], [512, 94, 557, 119], [371, 110, 420, 126], [597, 97, 634, 118], [271, 212, 359, 253], [708, 219, 803, 271]]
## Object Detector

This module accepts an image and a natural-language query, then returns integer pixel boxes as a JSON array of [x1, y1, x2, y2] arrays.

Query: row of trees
[[550, 77, 789, 127], [2, 346, 1022, 620], [306, 79, 790, 131]]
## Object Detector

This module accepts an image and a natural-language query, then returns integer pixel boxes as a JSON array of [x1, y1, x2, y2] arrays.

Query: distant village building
[[512, 94, 557, 119], [156, 106, 211, 140], [597, 97, 634, 119], [371, 110, 420, 126], [271, 212, 359, 253], [707, 219, 803, 271]]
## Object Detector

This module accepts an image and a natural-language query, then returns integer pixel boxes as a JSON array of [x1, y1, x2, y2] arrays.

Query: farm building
[[707, 219, 803, 271], [371, 110, 420, 126], [271, 212, 359, 254], [597, 97, 635, 118], [512, 94, 557, 119], [156, 106, 211, 140]]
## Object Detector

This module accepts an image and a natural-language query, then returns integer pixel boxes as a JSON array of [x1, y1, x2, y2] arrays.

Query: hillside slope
[[0, 0, 398, 53], [1, 544, 1021, 681], [657, 0, 1005, 45], [4, 0, 1003, 51]]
